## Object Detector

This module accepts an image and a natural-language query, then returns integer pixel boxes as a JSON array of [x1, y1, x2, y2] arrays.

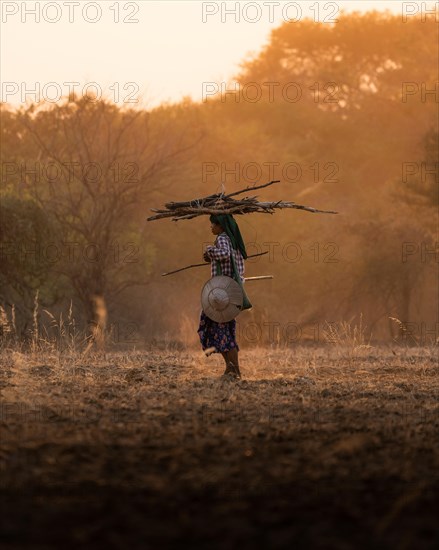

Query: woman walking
[[197, 214, 247, 379]]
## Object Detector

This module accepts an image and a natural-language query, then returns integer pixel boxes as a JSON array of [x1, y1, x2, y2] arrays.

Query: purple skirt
[[197, 310, 240, 353]]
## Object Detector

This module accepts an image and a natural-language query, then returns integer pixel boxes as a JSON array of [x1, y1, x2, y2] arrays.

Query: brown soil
[[1, 346, 438, 549]]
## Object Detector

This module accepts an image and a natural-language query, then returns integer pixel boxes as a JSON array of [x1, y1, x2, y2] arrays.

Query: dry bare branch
[[161, 251, 269, 276], [147, 180, 338, 221]]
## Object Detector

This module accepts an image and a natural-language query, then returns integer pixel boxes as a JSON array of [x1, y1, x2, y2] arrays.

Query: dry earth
[[0, 345, 438, 549]]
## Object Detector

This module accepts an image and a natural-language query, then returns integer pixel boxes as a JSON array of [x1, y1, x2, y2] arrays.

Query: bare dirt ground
[[1, 345, 438, 549]]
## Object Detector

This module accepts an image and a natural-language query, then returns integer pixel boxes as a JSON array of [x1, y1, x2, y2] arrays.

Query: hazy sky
[[1, 1, 437, 107]]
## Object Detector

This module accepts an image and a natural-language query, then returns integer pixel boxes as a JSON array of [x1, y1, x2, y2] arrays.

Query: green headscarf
[[209, 214, 247, 259]]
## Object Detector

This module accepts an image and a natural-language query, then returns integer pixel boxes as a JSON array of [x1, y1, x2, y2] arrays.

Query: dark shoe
[[230, 363, 242, 380], [221, 365, 241, 380], [221, 372, 240, 381]]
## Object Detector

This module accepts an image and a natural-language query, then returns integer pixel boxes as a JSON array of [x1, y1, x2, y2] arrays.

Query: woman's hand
[[203, 251, 211, 263]]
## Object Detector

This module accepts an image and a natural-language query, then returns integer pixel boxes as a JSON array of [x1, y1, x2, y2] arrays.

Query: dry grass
[[1, 343, 438, 547]]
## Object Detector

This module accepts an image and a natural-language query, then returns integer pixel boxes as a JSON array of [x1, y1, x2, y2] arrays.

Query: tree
[[0, 196, 59, 335], [14, 94, 200, 340], [401, 128, 438, 212]]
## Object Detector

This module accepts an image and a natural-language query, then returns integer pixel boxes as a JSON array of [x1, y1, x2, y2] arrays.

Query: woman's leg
[[201, 315, 240, 378], [227, 348, 241, 378], [220, 349, 241, 378], [220, 352, 232, 374]]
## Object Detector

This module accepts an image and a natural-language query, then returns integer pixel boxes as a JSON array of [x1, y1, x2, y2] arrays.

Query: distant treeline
[[1, 11, 437, 346]]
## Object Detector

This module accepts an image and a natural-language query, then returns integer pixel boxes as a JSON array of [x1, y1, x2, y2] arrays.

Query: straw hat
[[201, 276, 243, 322]]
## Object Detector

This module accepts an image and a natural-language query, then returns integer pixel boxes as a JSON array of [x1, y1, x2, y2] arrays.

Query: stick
[[161, 251, 269, 276], [162, 262, 207, 276], [244, 275, 273, 281], [226, 180, 281, 198], [147, 179, 338, 221], [147, 198, 337, 221]]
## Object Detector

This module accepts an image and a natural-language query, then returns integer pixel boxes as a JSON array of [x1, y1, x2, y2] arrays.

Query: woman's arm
[[205, 234, 231, 260]]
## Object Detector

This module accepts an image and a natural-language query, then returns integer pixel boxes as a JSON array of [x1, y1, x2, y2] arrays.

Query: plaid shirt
[[206, 233, 245, 283]]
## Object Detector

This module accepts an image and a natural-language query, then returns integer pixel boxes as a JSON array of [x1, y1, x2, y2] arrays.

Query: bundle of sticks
[[147, 180, 337, 222]]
